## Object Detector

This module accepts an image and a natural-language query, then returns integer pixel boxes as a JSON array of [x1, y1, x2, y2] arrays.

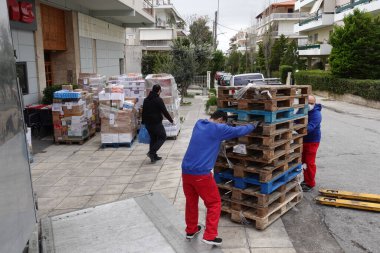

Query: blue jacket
[[182, 120, 255, 175], [304, 104, 322, 143]]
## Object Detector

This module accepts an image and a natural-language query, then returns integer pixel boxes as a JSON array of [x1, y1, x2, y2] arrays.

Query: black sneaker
[[186, 225, 202, 239], [202, 237, 223, 246], [154, 154, 162, 161], [147, 153, 156, 164], [302, 184, 313, 192]]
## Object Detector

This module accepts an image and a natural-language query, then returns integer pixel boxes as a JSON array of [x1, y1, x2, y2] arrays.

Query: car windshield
[[233, 74, 263, 86]]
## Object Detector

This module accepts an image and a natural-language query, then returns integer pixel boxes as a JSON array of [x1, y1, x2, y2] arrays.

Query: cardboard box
[[62, 101, 85, 116], [101, 133, 119, 144], [62, 85, 73, 91], [118, 133, 135, 143]]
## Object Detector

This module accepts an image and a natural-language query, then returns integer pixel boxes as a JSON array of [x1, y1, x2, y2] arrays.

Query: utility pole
[[214, 0, 219, 51]]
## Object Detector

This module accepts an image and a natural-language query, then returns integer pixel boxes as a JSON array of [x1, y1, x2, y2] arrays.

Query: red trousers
[[302, 142, 320, 187], [182, 173, 221, 240]]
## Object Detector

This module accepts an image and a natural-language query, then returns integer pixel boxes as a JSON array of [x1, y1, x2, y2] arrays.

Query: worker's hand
[[251, 121, 262, 128]]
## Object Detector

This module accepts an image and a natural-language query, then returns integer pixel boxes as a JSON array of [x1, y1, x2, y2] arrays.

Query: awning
[[310, 0, 323, 14]]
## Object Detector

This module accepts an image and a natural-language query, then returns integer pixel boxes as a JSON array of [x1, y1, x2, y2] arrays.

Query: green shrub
[[279, 65, 293, 84], [271, 71, 280, 78], [295, 70, 380, 101], [209, 88, 216, 96], [205, 95, 217, 111], [42, 84, 78, 104]]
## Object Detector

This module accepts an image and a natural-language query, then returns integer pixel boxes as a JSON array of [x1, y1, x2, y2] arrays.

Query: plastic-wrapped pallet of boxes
[[52, 85, 96, 144], [78, 73, 106, 131], [145, 74, 181, 138], [109, 74, 146, 108], [98, 85, 138, 146]]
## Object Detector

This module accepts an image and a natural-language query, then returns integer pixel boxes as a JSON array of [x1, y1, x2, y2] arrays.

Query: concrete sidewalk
[[31, 96, 297, 253]]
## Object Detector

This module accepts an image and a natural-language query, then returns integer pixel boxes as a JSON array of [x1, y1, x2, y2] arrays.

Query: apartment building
[[253, 0, 309, 51], [229, 30, 249, 53], [125, 0, 186, 73], [8, 0, 155, 106], [294, 0, 380, 67]]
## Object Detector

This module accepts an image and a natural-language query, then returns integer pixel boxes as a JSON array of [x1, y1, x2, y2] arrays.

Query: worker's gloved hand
[[251, 121, 262, 128]]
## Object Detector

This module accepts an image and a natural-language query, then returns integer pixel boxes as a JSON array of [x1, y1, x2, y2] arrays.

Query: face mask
[[309, 104, 315, 111]]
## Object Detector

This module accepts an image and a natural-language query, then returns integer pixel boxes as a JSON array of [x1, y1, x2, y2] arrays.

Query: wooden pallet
[[218, 97, 293, 112], [218, 177, 300, 206], [221, 108, 296, 124], [214, 163, 303, 194], [55, 133, 95, 145], [101, 136, 136, 148], [233, 115, 308, 136], [238, 130, 293, 148], [221, 190, 303, 230], [218, 85, 311, 100], [219, 179, 301, 217]]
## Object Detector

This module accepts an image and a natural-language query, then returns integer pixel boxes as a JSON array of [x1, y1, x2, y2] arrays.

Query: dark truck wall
[[0, 0, 37, 252]]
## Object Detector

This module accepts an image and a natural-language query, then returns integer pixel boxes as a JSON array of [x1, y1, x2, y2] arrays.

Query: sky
[[173, 0, 270, 52]]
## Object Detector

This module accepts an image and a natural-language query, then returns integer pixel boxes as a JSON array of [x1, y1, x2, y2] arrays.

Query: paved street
[[282, 97, 380, 253], [30, 96, 380, 253]]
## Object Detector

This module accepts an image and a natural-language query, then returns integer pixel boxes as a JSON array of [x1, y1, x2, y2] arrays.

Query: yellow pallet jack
[[316, 189, 380, 212]]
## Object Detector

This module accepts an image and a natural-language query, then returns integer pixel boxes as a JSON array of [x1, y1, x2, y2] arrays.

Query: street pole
[[214, 0, 219, 51]]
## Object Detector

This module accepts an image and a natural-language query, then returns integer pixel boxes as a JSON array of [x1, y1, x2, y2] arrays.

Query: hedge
[[295, 70, 380, 101]]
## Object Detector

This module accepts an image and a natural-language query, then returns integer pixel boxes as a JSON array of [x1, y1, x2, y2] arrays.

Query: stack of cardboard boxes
[[52, 85, 96, 144], [145, 74, 181, 138], [78, 73, 106, 131], [99, 85, 138, 145], [109, 74, 146, 109]]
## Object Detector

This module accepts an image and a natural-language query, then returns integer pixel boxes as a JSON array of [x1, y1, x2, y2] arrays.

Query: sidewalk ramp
[[41, 193, 222, 253]]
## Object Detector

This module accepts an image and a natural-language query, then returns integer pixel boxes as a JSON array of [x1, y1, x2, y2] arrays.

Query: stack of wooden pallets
[[215, 85, 311, 230]]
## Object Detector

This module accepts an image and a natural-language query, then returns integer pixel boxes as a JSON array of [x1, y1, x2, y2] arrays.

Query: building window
[[16, 62, 29, 95], [314, 34, 319, 43]]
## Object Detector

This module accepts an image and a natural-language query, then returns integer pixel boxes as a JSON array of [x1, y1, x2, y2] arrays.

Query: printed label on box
[[109, 114, 115, 125], [52, 103, 62, 112]]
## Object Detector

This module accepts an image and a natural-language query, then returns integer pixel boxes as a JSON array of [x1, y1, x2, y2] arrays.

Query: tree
[[257, 43, 266, 74], [188, 16, 213, 75], [226, 51, 242, 74], [262, 26, 274, 77], [188, 16, 213, 46], [281, 40, 298, 67], [141, 53, 156, 76], [170, 38, 196, 103], [330, 9, 380, 79], [270, 34, 288, 72], [211, 50, 225, 78]]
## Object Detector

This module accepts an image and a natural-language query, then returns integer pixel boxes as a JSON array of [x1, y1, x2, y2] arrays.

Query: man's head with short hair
[[210, 110, 228, 124]]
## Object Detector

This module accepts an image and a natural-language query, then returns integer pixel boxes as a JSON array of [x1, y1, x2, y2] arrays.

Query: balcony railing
[[141, 40, 172, 48], [336, 0, 373, 13], [256, 12, 310, 27], [298, 44, 321, 50], [299, 13, 322, 26], [143, 0, 154, 16]]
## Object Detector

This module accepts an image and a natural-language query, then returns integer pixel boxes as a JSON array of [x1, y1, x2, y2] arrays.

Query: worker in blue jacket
[[181, 111, 256, 246], [302, 95, 322, 192]]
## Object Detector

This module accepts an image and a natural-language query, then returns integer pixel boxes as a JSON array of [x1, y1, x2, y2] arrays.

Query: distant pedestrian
[[181, 111, 257, 246], [142, 84, 173, 163], [302, 95, 322, 192]]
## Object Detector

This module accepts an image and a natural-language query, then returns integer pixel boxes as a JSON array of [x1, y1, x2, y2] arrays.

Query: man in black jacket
[[142, 84, 174, 163]]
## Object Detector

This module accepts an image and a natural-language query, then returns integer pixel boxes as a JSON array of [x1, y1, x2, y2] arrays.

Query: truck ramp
[[41, 193, 222, 253]]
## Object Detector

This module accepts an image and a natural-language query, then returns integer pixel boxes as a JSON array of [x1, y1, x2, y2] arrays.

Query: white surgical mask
[[309, 104, 315, 111]]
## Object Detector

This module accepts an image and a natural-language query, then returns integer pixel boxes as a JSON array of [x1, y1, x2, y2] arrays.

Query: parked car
[[220, 74, 232, 86], [230, 73, 282, 86], [230, 73, 265, 86]]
